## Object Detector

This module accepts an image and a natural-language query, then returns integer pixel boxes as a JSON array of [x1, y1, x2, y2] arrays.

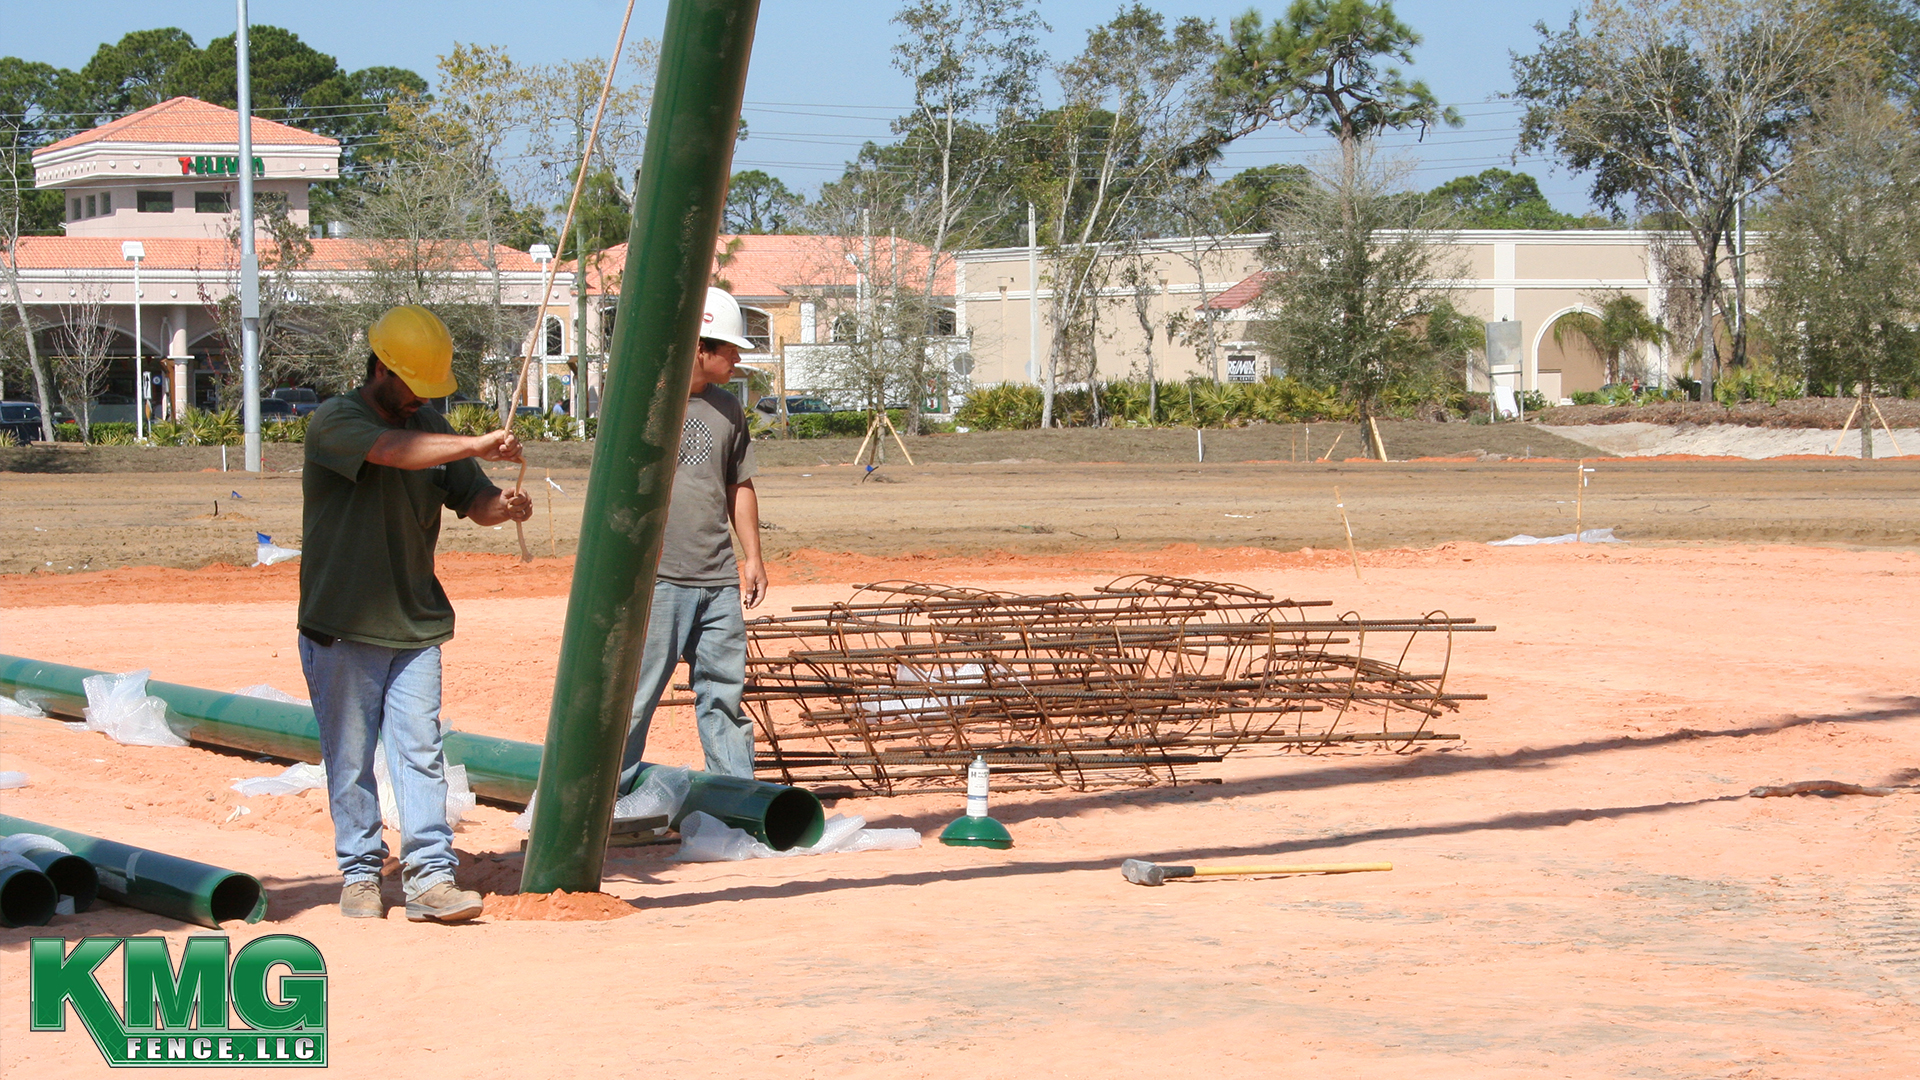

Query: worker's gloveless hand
[[473, 429, 524, 462], [740, 555, 767, 609], [502, 489, 533, 522]]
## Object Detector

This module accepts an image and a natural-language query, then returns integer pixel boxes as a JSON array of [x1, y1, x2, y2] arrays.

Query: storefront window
[[195, 191, 230, 213], [136, 190, 174, 213]]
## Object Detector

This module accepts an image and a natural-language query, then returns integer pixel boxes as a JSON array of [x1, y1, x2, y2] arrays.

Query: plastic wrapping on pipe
[[0, 815, 266, 928], [0, 654, 824, 850]]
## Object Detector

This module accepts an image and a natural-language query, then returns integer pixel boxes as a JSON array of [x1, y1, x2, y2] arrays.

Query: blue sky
[[13, 0, 1594, 212]]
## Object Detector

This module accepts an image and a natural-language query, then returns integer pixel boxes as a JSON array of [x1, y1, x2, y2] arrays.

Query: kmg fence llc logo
[[31, 935, 327, 1067]]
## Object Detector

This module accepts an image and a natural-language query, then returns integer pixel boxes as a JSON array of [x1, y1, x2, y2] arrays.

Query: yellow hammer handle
[[1189, 862, 1392, 877]]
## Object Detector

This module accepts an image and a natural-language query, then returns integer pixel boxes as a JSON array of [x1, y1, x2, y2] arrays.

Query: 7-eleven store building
[[8, 96, 568, 419]]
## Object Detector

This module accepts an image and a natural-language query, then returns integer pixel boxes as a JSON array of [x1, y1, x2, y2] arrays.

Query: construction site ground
[[3, 433, 1918, 1078]]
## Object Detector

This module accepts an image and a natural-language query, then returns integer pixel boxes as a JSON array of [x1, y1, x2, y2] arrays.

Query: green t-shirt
[[297, 391, 495, 649]]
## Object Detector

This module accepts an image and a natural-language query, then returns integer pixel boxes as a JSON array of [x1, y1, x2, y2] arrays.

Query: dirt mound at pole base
[[484, 890, 636, 921]]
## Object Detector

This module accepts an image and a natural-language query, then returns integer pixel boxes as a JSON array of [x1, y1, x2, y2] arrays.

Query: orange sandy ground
[[3, 543, 1918, 1078]]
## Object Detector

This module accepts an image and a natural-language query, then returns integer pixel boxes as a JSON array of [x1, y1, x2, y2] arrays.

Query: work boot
[[405, 881, 484, 923], [340, 880, 384, 919]]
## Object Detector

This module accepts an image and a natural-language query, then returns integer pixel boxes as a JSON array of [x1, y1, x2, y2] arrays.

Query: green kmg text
[[30, 935, 327, 1067]]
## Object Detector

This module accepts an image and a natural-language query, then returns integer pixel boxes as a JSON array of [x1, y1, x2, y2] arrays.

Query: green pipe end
[[0, 865, 58, 928], [26, 851, 98, 913], [207, 874, 268, 925]]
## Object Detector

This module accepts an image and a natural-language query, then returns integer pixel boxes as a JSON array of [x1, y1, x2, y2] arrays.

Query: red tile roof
[[1200, 270, 1273, 312], [565, 233, 957, 299], [38, 97, 337, 154], [6, 236, 543, 273]]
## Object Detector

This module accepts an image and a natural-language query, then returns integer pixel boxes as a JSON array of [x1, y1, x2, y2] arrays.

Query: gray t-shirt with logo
[[657, 386, 757, 587]]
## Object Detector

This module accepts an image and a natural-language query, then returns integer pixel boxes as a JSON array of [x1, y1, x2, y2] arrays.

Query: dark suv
[[1, 401, 45, 445]]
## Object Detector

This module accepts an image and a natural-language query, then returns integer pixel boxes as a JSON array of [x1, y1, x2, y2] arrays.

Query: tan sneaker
[[340, 880, 384, 919], [405, 881, 483, 923]]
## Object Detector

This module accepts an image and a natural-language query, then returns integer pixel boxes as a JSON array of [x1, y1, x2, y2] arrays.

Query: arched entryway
[[1532, 306, 1609, 400]]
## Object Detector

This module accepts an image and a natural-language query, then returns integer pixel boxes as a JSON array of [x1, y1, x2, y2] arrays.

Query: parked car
[[259, 398, 297, 422], [1, 401, 45, 445], [269, 387, 324, 416], [754, 395, 835, 415]]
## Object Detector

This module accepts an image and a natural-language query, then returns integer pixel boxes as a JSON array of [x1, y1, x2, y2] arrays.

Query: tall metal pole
[[521, 0, 760, 895], [124, 246, 144, 441], [1026, 203, 1039, 385], [236, 0, 262, 472]]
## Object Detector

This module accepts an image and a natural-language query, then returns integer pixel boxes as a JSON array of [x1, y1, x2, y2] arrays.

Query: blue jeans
[[621, 580, 753, 787], [298, 636, 457, 899]]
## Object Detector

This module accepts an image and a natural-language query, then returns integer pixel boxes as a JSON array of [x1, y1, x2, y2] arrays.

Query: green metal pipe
[[0, 655, 823, 850], [0, 863, 58, 928], [0, 815, 266, 928], [13, 847, 100, 912], [521, 0, 762, 894]]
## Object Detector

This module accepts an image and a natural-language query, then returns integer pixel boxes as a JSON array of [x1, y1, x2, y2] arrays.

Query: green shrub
[[955, 384, 1043, 430], [54, 423, 80, 441], [1570, 390, 1602, 406], [510, 414, 546, 443], [89, 422, 137, 445], [264, 416, 309, 442], [446, 404, 499, 436], [1520, 390, 1549, 414], [1713, 361, 1804, 406], [543, 413, 578, 441], [148, 420, 187, 446], [583, 417, 598, 440], [185, 408, 243, 445], [786, 409, 896, 439]]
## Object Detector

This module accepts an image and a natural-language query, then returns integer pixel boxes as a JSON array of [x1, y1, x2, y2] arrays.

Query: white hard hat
[[699, 287, 756, 351]]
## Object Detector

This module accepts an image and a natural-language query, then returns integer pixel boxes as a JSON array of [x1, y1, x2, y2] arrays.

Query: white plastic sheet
[[233, 684, 308, 705], [80, 670, 187, 747], [0, 693, 45, 718], [253, 532, 301, 567], [511, 766, 695, 833], [230, 761, 328, 797], [0, 772, 27, 790], [673, 811, 921, 862], [1489, 528, 1623, 546], [0, 833, 69, 857]]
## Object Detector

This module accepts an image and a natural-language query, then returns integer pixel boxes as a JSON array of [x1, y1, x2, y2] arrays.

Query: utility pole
[[1026, 202, 1038, 385], [122, 241, 145, 441], [575, 213, 590, 418], [235, 0, 263, 471]]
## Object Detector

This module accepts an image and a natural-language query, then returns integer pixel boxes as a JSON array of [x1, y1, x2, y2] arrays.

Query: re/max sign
[[30, 935, 327, 1067], [176, 155, 266, 177]]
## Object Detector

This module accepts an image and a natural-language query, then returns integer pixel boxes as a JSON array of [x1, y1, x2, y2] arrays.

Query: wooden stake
[[1831, 400, 1862, 456], [1368, 415, 1387, 461], [1334, 486, 1362, 581], [1868, 397, 1904, 457], [1573, 459, 1586, 542], [882, 410, 915, 465], [1318, 431, 1343, 462], [853, 415, 879, 468], [545, 468, 557, 557]]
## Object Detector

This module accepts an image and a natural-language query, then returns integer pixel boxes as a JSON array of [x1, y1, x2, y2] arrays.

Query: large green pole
[[521, 0, 761, 894]]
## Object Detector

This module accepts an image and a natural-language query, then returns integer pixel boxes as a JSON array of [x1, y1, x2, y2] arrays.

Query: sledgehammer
[[1121, 858, 1392, 886]]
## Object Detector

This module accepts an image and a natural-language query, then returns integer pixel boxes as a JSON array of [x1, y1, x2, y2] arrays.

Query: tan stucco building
[[956, 230, 1684, 404]]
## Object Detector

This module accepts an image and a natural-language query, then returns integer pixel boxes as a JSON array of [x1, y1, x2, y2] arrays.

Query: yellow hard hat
[[368, 306, 457, 397]]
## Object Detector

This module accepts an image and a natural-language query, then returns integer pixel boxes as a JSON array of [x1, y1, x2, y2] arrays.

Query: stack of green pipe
[[0, 654, 822, 851], [0, 815, 264, 928]]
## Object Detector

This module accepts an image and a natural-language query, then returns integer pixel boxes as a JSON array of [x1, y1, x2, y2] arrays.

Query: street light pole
[[236, 0, 263, 472], [122, 241, 145, 441]]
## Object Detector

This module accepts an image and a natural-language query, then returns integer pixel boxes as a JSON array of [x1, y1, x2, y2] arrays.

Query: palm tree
[[1551, 295, 1669, 387]]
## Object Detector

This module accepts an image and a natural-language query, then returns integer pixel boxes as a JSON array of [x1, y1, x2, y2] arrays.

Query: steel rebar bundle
[[736, 576, 1493, 792]]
